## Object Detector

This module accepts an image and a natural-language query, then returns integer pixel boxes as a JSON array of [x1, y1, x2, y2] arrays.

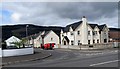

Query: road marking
[[90, 60, 119, 67]]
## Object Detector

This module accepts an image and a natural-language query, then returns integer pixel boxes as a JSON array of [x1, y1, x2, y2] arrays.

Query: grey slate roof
[[88, 24, 98, 29], [41, 31, 50, 38], [98, 24, 107, 31], [63, 20, 107, 32], [63, 21, 82, 32]]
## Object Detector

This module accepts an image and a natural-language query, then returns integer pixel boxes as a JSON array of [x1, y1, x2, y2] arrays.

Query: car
[[41, 43, 55, 50], [6, 46, 19, 49]]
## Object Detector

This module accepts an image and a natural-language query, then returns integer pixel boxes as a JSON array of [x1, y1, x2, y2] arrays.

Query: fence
[[60, 42, 120, 50]]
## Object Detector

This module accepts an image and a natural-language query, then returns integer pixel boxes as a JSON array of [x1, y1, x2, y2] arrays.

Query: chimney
[[82, 16, 87, 23]]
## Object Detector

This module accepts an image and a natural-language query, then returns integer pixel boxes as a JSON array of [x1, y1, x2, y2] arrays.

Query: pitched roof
[[64, 21, 82, 32], [43, 31, 50, 37], [63, 20, 107, 32], [41, 31, 53, 38], [64, 36, 69, 43], [88, 24, 98, 29], [98, 24, 106, 31], [26, 32, 42, 40], [5, 36, 21, 42]]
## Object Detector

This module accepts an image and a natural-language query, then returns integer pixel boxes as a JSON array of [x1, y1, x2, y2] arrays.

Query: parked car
[[6, 46, 18, 49], [41, 43, 55, 50]]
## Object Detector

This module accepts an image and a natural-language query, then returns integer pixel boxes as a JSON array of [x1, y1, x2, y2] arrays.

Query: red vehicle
[[41, 43, 55, 50]]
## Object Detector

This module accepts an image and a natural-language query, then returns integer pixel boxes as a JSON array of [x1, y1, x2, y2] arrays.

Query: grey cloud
[[2, 2, 118, 27]]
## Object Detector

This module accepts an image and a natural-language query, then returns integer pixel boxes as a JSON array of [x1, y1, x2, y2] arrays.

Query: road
[[3, 48, 119, 67]]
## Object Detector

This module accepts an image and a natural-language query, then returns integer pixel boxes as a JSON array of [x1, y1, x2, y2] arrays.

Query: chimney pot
[[83, 16, 86, 18]]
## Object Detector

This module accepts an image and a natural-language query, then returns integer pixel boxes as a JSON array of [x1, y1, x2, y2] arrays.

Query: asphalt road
[[3, 48, 119, 67]]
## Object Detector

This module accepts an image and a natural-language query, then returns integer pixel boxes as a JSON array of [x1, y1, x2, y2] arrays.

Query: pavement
[[2, 50, 52, 66]]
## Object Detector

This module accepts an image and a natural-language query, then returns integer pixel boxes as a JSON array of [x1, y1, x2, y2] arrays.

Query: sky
[[1, 1, 119, 28]]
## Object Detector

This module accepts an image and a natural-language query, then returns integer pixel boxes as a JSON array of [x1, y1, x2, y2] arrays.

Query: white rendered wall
[[2, 48, 34, 57], [81, 17, 88, 44], [44, 31, 59, 45], [0, 48, 2, 57]]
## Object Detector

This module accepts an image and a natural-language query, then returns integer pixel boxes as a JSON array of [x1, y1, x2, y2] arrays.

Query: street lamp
[[26, 25, 29, 46], [26, 25, 29, 37]]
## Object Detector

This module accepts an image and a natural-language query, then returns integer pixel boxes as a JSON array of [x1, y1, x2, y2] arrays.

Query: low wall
[[0, 48, 34, 57], [60, 43, 115, 50], [0, 48, 2, 57]]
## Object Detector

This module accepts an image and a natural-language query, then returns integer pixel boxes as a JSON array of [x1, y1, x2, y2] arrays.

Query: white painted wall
[[60, 17, 109, 45], [44, 31, 59, 45], [81, 17, 88, 44], [87, 25, 93, 44], [1, 48, 34, 57], [93, 27, 100, 43], [0, 48, 2, 57]]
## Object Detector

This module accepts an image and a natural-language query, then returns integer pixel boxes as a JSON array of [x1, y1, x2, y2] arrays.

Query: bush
[[2, 42, 7, 49]]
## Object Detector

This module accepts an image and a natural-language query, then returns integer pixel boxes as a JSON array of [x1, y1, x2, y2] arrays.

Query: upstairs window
[[77, 31, 80, 35], [93, 31, 95, 35], [88, 31, 90, 35], [95, 31, 97, 35], [71, 32, 74, 35], [51, 38, 53, 41], [93, 31, 97, 35]]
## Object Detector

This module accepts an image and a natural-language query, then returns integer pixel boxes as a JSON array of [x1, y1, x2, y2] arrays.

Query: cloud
[[11, 12, 22, 22], [2, 2, 118, 28]]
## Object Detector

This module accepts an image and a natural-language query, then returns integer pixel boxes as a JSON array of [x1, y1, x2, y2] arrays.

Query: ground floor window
[[88, 40, 90, 44], [93, 40, 95, 44], [104, 39, 107, 43], [97, 39, 99, 43], [64, 41, 66, 45], [71, 41, 74, 45], [78, 40, 80, 45]]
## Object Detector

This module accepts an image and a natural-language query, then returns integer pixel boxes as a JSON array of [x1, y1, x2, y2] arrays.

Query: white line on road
[[90, 60, 119, 67]]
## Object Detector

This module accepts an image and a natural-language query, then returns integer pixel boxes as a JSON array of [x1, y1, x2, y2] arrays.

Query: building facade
[[28, 30, 59, 48], [60, 16, 109, 45]]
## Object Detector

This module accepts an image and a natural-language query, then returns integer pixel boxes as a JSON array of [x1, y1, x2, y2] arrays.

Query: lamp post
[[26, 25, 29, 37], [26, 25, 29, 46]]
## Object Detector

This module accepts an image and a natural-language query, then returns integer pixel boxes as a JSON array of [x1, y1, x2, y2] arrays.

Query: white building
[[5, 36, 21, 46], [60, 16, 109, 45], [29, 30, 59, 48]]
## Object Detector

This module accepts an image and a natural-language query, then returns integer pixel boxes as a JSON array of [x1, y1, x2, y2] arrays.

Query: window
[[71, 41, 74, 45], [78, 31, 80, 35], [71, 32, 74, 35], [64, 41, 66, 45], [104, 39, 107, 43], [78, 40, 80, 45], [93, 31, 97, 35], [93, 40, 95, 43], [95, 31, 97, 35], [88, 31, 90, 35], [93, 31, 95, 35], [88, 40, 90, 44], [97, 39, 99, 43], [51, 38, 53, 41]]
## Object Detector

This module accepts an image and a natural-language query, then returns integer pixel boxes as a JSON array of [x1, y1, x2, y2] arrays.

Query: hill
[[2, 24, 64, 42]]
